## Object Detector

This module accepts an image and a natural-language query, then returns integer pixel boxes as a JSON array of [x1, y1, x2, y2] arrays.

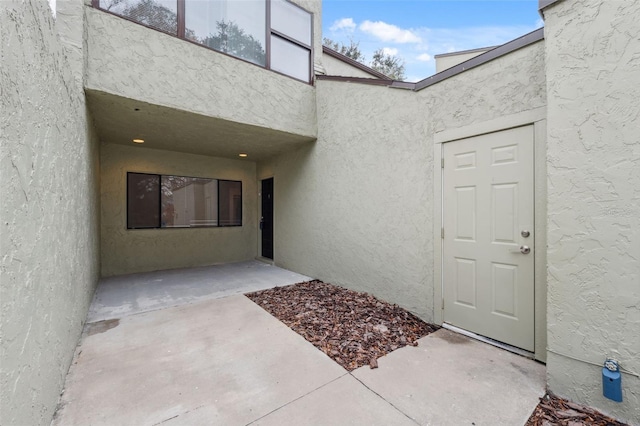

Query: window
[[185, 0, 266, 66], [269, 0, 312, 81], [98, 0, 178, 35], [127, 172, 242, 229], [95, 0, 312, 82]]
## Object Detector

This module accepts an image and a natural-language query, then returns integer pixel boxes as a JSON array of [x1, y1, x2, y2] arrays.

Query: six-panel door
[[443, 125, 535, 351]]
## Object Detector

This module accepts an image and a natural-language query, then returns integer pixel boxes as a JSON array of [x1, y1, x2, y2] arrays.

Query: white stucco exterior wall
[[101, 144, 258, 276], [85, 4, 318, 140], [0, 1, 101, 424], [260, 41, 546, 323], [260, 82, 432, 318], [424, 42, 546, 133], [543, 0, 640, 423]]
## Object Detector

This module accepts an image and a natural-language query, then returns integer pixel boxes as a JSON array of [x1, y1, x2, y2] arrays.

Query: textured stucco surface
[[423, 41, 546, 135], [543, 0, 640, 423], [0, 1, 101, 425], [259, 41, 546, 322], [85, 6, 317, 140], [101, 144, 258, 276], [260, 82, 431, 319]]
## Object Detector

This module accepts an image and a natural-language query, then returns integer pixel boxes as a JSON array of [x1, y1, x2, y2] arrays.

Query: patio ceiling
[[86, 90, 316, 161]]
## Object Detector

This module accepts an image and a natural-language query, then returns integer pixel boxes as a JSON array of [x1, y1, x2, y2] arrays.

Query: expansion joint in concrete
[[244, 373, 350, 425], [348, 372, 421, 426]]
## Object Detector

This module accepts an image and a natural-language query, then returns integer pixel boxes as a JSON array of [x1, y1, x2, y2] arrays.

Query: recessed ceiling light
[[239, 153, 248, 157], [133, 139, 144, 144]]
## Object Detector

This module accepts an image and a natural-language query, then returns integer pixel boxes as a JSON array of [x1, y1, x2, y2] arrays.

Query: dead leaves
[[246, 280, 439, 371], [526, 394, 629, 426]]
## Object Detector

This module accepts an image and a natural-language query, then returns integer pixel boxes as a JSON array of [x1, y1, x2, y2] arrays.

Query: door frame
[[432, 106, 548, 362]]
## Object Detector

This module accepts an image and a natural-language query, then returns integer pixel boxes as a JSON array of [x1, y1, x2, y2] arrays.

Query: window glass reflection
[[270, 35, 310, 82], [218, 180, 242, 226], [271, 0, 311, 46], [99, 0, 178, 35], [127, 173, 160, 228], [161, 176, 219, 227], [185, 0, 266, 66]]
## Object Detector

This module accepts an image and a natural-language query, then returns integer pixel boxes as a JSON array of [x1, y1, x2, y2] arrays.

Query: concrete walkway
[[53, 262, 545, 425]]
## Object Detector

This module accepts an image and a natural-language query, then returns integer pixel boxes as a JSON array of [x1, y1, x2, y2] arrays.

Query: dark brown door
[[261, 178, 274, 259]]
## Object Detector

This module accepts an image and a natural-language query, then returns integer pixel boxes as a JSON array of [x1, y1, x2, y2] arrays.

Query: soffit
[[86, 90, 315, 161]]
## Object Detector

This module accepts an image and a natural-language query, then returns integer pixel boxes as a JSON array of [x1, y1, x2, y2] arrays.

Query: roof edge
[[322, 46, 392, 80], [316, 75, 393, 86], [433, 46, 498, 59], [539, 0, 563, 11], [413, 27, 544, 92]]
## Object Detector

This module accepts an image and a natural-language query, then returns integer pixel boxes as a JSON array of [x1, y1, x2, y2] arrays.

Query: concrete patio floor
[[53, 261, 546, 425]]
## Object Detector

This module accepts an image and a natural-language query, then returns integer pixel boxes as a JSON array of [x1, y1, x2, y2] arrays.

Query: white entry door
[[442, 125, 534, 351]]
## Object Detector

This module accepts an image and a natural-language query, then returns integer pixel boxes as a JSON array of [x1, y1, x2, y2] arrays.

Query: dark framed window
[[127, 172, 242, 229], [94, 0, 313, 83]]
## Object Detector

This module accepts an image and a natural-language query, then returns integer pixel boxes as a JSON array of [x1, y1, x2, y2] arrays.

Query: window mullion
[[177, 0, 185, 38], [266, 0, 272, 70]]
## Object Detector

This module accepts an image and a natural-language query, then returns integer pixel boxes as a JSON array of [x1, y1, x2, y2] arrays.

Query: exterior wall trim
[[433, 45, 498, 59], [315, 75, 393, 86]]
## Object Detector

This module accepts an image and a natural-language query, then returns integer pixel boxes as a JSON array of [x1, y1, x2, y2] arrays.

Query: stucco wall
[[259, 41, 546, 325], [424, 40, 548, 358], [101, 144, 258, 276], [0, 1, 101, 424], [259, 82, 431, 318], [84, 5, 317, 140], [543, 0, 640, 423], [424, 41, 546, 133]]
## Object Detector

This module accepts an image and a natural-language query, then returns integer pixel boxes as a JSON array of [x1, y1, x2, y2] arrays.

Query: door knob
[[520, 245, 531, 254]]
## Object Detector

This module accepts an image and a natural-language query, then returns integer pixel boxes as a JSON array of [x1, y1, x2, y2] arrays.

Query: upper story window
[[95, 0, 312, 82]]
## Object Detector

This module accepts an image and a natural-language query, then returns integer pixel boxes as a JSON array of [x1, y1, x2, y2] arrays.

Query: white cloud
[[416, 53, 432, 62], [382, 47, 399, 56], [330, 18, 356, 32], [359, 20, 421, 44]]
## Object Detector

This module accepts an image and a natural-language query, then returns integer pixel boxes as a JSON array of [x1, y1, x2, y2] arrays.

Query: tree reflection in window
[[198, 21, 265, 66], [101, 0, 180, 35]]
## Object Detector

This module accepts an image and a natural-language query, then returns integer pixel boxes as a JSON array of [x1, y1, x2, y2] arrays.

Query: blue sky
[[322, 1, 543, 81]]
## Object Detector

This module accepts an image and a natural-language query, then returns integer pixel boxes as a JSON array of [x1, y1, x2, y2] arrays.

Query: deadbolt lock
[[521, 230, 530, 238]]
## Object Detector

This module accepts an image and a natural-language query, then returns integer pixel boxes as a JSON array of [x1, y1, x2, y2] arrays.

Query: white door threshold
[[442, 323, 535, 359]]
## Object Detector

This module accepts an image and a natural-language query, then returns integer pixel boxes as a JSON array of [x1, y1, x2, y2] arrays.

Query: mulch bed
[[526, 393, 629, 426], [246, 280, 439, 371]]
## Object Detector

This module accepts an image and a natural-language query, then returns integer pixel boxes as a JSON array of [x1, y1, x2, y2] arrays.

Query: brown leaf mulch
[[526, 393, 629, 426], [246, 280, 439, 371]]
